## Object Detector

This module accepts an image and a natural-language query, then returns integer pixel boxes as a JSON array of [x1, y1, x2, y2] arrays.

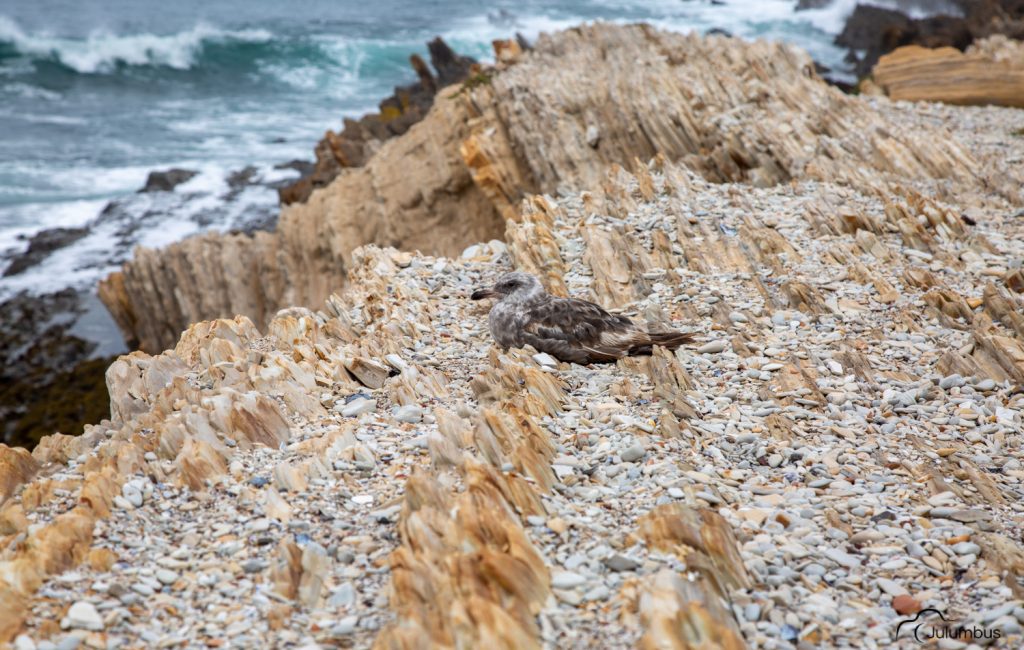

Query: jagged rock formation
[[99, 24, 1024, 354], [866, 35, 1024, 107], [6, 91, 1024, 645]]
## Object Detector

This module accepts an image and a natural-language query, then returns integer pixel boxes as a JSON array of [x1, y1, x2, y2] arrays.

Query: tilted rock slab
[[867, 36, 1024, 108]]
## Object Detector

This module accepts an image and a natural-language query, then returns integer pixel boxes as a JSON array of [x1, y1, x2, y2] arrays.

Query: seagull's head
[[471, 271, 543, 302]]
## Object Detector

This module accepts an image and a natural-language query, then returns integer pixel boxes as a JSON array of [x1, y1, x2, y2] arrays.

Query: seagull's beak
[[471, 288, 498, 300]]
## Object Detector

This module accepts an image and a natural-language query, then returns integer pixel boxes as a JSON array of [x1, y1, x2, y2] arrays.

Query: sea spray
[[0, 17, 273, 73]]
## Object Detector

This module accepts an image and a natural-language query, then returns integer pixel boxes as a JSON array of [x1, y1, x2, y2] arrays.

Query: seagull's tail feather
[[644, 330, 695, 350], [619, 329, 695, 357]]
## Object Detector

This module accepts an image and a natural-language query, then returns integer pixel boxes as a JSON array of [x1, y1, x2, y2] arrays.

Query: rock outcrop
[[99, 24, 1024, 354], [2, 228, 89, 278], [866, 35, 1024, 107], [138, 168, 198, 193], [829, 0, 1024, 77], [5, 117, 1024, 645]]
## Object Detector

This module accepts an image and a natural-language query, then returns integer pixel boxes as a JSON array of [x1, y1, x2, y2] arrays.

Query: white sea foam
[[0, 158, 295, 299], [264, 37, 365, 95], [788, 0, 864, 34], [0, 16, 272, 73], [442, 3, 845, 69], [2, 82, 62, 101], [442, 13, 585, 58], [172, 164, 228, 195], [0, 164, 153, 205], [0, 220, 122, 299], [0, 198, 108, 251], [7, 113, 88, 126]]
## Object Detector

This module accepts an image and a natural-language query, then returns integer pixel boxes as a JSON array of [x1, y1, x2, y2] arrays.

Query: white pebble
[[62, 601, 103, 631]]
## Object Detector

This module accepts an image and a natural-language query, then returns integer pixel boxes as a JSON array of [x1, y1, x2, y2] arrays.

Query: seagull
[[470, 271, 694, 364]]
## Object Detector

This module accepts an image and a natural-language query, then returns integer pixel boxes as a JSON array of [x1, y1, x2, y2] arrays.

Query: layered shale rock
[[866, 35, 1024, 107], [6, 112, 1024, 645], [100, 23, 1021, 353]]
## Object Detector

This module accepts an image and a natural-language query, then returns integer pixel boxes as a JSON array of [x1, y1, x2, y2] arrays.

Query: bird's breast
[[488, 301, 524, 348]]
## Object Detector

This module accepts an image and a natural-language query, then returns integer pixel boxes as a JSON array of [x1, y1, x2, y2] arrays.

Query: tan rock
[[0, 445, 39, 505], [345, 356, 390, 389], [637, 570, 746, 650], [378, 462, 550, 648], [870, 38, 1024, 108], [87, 548, 118, 572]]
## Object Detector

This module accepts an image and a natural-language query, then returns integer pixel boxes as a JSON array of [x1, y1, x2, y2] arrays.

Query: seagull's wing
[[520, 297, 643, 363]]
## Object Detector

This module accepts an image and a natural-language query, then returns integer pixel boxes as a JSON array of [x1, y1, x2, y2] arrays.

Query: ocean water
[[0, 0, 912, 303]]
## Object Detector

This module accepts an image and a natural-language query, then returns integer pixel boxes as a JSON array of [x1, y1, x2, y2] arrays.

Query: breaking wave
[[0, 17, 274, 74]]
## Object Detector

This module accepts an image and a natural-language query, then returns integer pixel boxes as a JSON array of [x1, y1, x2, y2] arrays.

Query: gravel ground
[[6, 96, 1024, 650]]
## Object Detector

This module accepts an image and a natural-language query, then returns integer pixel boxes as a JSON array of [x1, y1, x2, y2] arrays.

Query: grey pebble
[[330, 616, 360, 636], [393, 405, 423, 423], [620, 444, 646, 463], [603, 554, 640, 572]]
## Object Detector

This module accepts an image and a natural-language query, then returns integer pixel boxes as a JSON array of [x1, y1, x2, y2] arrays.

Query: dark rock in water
[[139, 168, 198, 193], [706, 28, 733, 37], [3, 227, 88, 277], [837, 4, 973, 77], [0, 289, 125, 448], [278, 37, 478, 206], [800, 0, 965, 13], [275, 159, 315, 176], [93, 161, 283, 256], [227, 165, 260, 192], [795, 0, 833, 9], [836, 5, 913, 55], [427, 37, 476, 87], [224, 165, 274, 203]]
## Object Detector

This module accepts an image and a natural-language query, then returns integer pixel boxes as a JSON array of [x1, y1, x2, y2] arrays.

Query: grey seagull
[[470, 271, 694, 364]]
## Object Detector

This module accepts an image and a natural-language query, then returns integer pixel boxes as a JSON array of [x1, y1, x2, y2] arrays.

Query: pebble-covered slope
[[3, 108, 1024, 647]]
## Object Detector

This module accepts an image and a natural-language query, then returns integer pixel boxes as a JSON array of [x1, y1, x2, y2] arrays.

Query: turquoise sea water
[[0, 0, 872, 298]]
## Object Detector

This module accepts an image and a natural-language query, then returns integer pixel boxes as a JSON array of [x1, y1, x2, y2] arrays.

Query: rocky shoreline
[[5, 1, 1023, 453], [0, 37, 479, 450], [1, 20, 1024, 650]]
